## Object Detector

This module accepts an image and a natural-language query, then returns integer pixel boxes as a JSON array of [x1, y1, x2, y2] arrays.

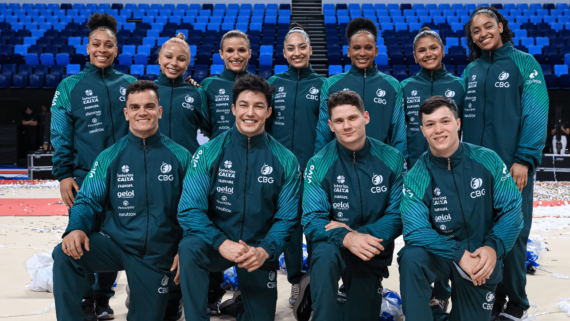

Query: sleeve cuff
[[57, 172, 73, 182], [212, 233, 229, 250], [513, 157, 534, 172], [484, 237, 504, 260], [258, 241, 276, 261], [330, 227, 352, 249], [453, 243, 468, 264]]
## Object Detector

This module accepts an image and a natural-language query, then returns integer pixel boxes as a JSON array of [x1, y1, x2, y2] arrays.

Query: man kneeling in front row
[[53, 80, 190, 320], [398, 96, 523, 321]]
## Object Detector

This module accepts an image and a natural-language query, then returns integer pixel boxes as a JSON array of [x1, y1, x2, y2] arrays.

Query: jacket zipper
[[291, 69, 300, 152], [362, 69, 367, 103], [481, 52, 493, 145], [448, 158, 470, 250], [353, 152, 364, 226], [169, 79, 174, 137], [239, 137, 250, 240], [101, 68, 115, 142], [142, 138, 150, 255], [430, 71, 434, 95]]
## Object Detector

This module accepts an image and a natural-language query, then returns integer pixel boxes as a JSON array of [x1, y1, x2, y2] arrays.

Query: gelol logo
[[333, 202, 349, 210], [224, 160, 232, 169], [372, 174, 383, 185], [161, 162, 172, 174], [435, 214, 451, 223], [278, 86, 285, 92], [445, 89, 455, 98], [309, 86, 319, 95], [411, 90, 418, 96], [261, 164, 273, 175], [337, 175, 345, 184], [434, 187, 441, 196], [216, 186, 233, 194], [122, 165, 129, 173], [471, 178, 483, 189], [185, 94, 194, 103], [529, 70, 538, 79], [219, 88, 225, 95], [498, 71, 509, 81], [376, 88, 386, 97], [117, 190, 135, 198]]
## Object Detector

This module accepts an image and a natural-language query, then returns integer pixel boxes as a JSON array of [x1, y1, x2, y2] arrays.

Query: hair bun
[[175, 32, 186, 40], [419, 26, 432, 32], [289, 22, 304, 30], [87, 13, 118, 35], [346, 17, 378, 40]]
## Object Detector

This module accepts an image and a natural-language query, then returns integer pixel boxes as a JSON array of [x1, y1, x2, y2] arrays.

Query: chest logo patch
[[225, 160, 232, 169], [372, 174, 383, 185], [278, 87, 285, 92], [185, 94, 194, 103], [219, 88, 225, 95], [371, 174, 388, 193], [471, 178, 483, 189], [472, 75, 477, 81], [120, 87, 127, 102], [498, 71, 509, 81], [122, 165, 129, 173], [375, 88, 387, 104], [445, 89, 455, 98], [306, 86, 319, 100], [495, 71, 510, 88], [259, 164, 274, 184], [161, 162, 172, 173], [337, 175, 345, 184], [86, 90, 93, 96], [434, 187, 441, 196], [309, 86, 319, 95], [529, 70, 538, 79], [470, 177, 485, 199], [159, 162, 174, 181], [411, 90, 418, 96], [376, 88, 386, 97]]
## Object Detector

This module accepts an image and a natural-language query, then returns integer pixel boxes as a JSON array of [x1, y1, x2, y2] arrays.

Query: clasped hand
[[218, 240, 269, 272], [325, 221, 384, 261], [458, 246, 497, 286]]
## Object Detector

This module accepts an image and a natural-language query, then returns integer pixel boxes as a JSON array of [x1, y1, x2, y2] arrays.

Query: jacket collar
[[428, 142, 464, 170], [285, 64, 316, 80], [220, 66, 249, 81], [337, 138, 371, 163], [230, 125, 266, 149], [156, 72, 186, 87], [349, 63, 379, 77], [481, 41, 514, 62], [127, 129, 163, 149], [418, 64, 449, 81], [85, 62, 115, 77]]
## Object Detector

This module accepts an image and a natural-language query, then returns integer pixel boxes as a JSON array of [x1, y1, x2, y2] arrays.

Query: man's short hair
[[327, 90, 365, 117], [418, 96, 458, 123], [232, 74, 275, 107], [125, 80, 160, 102]]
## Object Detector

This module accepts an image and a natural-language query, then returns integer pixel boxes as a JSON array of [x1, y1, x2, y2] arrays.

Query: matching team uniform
[[461, 41, 549, 310], [302, 138, 404, 320], [399, 142, 523, 320], [177, 125, 302, 320], [314, 63, 407, 157], [53, 130, 190, 320], [400, 65, 465, 168]]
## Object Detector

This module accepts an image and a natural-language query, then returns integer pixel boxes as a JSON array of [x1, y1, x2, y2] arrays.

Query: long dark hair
[[464, 6, 514, 61]]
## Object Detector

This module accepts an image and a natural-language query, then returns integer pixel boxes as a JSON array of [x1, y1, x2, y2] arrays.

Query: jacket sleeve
[[177, 144, 229, 250], [258, 152, 302, 261], [301, 157, 351, 247], [389, 80, 408, 157], [481, 152, 523, 260], [50, 80, 75, 181], [64, 155, 110, 236], [400, 164, 468, 263], [196, 87, 213, 138], [265, 75, 278, 135], [514, 56, 549, 171], [357, 152, 404, 247], [314, 81, 334, 155]]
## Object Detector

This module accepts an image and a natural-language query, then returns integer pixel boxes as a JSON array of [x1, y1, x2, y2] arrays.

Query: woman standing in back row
[[460, 7, 549, 321]]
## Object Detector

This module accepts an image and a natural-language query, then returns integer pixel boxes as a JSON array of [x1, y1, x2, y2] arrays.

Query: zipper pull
[[143, 139, 146, 150], [353, 151, 356, 164], [298, 69, 300, 81], [448, 158, 451, 170], [364, 69, 367, 79], [247, 137, 250, 150], [431, 70, 433, 81]]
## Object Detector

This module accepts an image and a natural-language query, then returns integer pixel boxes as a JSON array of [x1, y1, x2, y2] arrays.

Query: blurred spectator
[[21, 107, 38, 152], [551, 120, 569, 154]]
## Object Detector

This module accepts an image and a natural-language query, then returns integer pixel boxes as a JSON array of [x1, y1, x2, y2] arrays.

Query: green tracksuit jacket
[[155, 73, 210, 154], [400, 65, 465, 168], [266, 65, 326, 170], [461, 42, 549, 171], [200, 67, 250, 139], [302, 137, 404, 266], [51, 63, 137, 181], [400, 142, 523, 263], [314, 64, 407, 156], [64, 130, 190, 270], [177, 125, 302, 262]]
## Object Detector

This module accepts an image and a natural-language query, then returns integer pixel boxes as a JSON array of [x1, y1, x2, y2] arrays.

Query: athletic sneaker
[[499, 302, 528, 321], [95, 299, 115, 320], [82, 299, 97, 321], [293, 274, 312, 321], [337, 284, 347, 303], [219, 291, 244, 317], [288, 283, 300, 308], [163, 298, 183, 321], [207, 287, 226, 316], [490, 296, 507, 321], [124, 284, 130, 309]]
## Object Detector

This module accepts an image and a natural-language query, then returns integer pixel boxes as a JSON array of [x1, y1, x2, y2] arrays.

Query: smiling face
[[347, 32, 378, 69], [124, 89, 162, 139], [420, 106, 461, 158], [328, 105, 370, 150], [470, 13, 504, 52], [158, 42, 190, 79], [284, 32, 312, 69], [220, 37, 252, 73], [414, 36, 444, 70], [86, 29, 118, 68], [231, 90, 272, 137]]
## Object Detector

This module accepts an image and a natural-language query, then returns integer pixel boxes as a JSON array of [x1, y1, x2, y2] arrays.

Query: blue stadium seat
[[56, 53, 69, 65], [147, 65, 160, 75], [12, 74, 28, 88], [66, 64, 80, 74], [119, 53, 132, 65], [274, 65, 287, 74], [134, 54, 148, 65], [555, 64, 569, 76], [210, 64, 224, 75], [129, 64, 144, 78], [40, 53, 54, 65]]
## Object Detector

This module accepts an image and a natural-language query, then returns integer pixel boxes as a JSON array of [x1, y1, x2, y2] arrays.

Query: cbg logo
[[258, 164, 274, 184], [371, 174, 387, 193], [445, 89, 455, 98], [495, 71, 510, 88], [374, 88, 387, 104]]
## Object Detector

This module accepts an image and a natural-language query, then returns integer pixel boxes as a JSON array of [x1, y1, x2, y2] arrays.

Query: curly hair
[[87, 13, 117, 38], [232, 74, 275, 107], [328, 90, 365, 117], [464, 6, 514, 61], [346, 17, 378, 43]]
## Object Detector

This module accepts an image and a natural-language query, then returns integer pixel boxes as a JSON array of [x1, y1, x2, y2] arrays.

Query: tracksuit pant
[[283, 182, 305, 285], [495, 172, 534, 310], [309, 241, 387, 321], [179, 235, 278, 321], [53, 232, 175, 321], [398, 245, 503, 321]]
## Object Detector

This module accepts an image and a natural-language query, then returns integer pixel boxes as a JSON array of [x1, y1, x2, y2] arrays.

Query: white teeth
[[244, 120, 255, 123], [96, 57, 107, 61], [138, 120, 149, 122], [168, 68, 177, 73]]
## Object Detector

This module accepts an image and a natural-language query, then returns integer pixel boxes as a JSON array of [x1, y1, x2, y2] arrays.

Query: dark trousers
[[495, 173, 534, 310], [283, 182, 306, 285], [398, 245, 502, 321], [178, 235, 278, 321], [309, 241, 386, 321], [53, 233, 175, 320]]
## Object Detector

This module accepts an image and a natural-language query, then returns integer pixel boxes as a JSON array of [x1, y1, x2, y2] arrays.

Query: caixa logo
[[495, 71, 510, 88], [374, 88, 387, 104], [117, 190, 135, 198]]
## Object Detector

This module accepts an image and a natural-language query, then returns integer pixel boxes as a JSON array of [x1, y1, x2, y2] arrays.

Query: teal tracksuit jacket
[[267, 65, 326, 170], [314, 64, 407, 157], [177, 125, 302, 262], [64, 130, 190, 270], [51, 63, 137, 182], [400, 65, 465, 168], [200, 67, 250, 139], [155, 73, 210, 154]]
